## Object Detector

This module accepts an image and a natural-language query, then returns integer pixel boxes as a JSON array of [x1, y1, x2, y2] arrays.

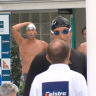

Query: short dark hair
[[47, 39, 69, 64], [82, 27, 86, 34]]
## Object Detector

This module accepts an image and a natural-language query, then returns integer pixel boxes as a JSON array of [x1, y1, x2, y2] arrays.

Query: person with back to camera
[[12, 22, 48, 82], [23, 16, 87, 96], [77, 27, 87, 55], [0, 82, 18, 96], [29, 39, 87, 96]]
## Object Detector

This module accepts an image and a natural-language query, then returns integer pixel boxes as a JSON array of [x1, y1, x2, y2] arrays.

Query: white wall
[[75, 8, 86, 48], [0, 1, 85, 11]]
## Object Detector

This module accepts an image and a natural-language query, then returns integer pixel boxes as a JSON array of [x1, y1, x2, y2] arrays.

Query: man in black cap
[[23, 16, 87, 96]]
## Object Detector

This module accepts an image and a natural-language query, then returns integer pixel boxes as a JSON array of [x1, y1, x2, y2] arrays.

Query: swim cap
[[51, 16, 70, 31], [26, 24, 36, 30]]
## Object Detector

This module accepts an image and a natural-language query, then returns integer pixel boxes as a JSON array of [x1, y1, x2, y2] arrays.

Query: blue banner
[[0, 14, 10, 85], [2, 70, 11, 81], [42, 81, 69, 96]]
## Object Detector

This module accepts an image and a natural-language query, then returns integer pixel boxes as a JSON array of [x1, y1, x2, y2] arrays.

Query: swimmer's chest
[[20, 42, 44, 56]]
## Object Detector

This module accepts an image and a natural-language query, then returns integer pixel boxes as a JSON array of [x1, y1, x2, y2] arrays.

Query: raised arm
[[12, 22, 31, 45]]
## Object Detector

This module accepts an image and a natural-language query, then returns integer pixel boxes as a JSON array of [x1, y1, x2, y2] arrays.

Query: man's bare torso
[[19, 39, 46, 73], [12, 22, 48, 74]]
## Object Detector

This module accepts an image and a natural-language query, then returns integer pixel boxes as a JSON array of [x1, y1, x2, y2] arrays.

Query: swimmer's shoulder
[[77, 42, 86, 53], [79, 42, 86, 49], [19, 39, 28, 45], [80, 42, 86, 46], [36, 39, 48, 46]]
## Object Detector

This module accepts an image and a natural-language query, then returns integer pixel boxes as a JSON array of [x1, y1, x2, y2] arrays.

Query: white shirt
[[29, 64, 87, 96]]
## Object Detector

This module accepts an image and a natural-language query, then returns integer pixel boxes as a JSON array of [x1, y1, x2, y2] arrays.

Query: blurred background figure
[[82, 27, 86, 41], [0, 82, 18, 96], [77, 27, 87, 55]]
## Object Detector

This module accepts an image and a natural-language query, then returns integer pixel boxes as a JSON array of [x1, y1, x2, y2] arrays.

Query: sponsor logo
[[2, 51, 10, 54], [2, 74, 10, 77], [45, 91, 66, 96], [42, 82, 69, 96], [0, 21, 4, 28], [0, 15, 10, 35], [2, 70, 11, 81], [2, 40, 10, 43], [3, 60, 9, 69], [2, 51, 10, 58], [2, 59, 10, 70]]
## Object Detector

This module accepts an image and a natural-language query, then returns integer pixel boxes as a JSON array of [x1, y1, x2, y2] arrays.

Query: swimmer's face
[[26, 29, 37, 40], [82, 29, 86, 41], [51, 27, 72, 45]]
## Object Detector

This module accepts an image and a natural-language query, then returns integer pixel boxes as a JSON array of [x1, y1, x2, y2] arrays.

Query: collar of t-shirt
[[48, 63, 70, 71]]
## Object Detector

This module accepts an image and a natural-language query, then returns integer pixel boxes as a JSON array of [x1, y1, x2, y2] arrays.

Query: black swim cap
[[51, 16, 71, 31]]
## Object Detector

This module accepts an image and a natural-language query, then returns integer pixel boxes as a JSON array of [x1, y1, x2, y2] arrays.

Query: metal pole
[[86, 0, 96, 96]]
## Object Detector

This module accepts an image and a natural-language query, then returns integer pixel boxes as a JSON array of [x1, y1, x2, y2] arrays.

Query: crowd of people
[[0, 16, 87, 96], [23, 16, 87, 96]]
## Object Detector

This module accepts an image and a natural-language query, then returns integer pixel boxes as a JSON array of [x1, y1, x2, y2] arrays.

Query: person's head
[[82, 27, 86, 41], [26, 23, 37, 40], [0, 82, 19, 96], [51, 16, 72, 46], [46, 39, 70, 64]]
